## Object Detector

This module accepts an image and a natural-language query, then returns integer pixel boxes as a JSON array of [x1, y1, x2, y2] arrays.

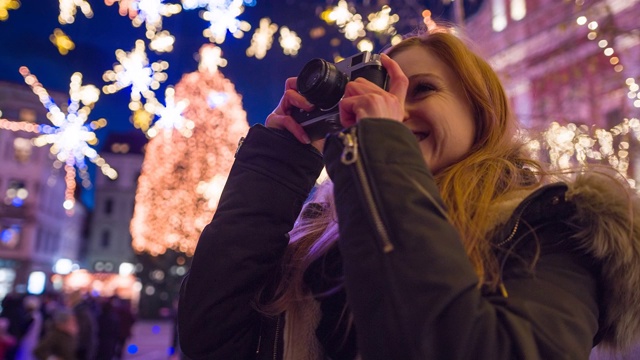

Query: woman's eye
[[412, 83, 436, 95]]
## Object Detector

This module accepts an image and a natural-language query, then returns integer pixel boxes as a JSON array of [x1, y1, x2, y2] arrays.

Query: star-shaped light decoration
[[246, 17, 278, 59], [12, 67, 117, 213], [0, 0, 20, 21], [59, 0, 93, 25], [49, 28, 75, 55], [102, 39, 169, 106], [146, 86, 193, 138]]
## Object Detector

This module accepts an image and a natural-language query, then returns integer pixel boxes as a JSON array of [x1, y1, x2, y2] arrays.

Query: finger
[[381, 53, 408, 106], [284, 77, 298, 91], [274, 89, 315, 115]]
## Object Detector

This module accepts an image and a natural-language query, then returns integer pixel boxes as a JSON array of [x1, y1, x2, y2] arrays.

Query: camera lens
[[297, 59, 348, 109]]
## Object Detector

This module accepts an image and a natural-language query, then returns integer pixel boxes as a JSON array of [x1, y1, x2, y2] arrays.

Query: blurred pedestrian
[[66, 291, 97, 360], [113, 296, 135, 360], [15, 295, 42, 360], [96, 296, 120, 360], [0, 317, 17, 359], [33, 309, 78, 360]]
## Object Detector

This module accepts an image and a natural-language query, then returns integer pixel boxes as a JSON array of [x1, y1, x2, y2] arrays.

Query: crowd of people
[[0, 291, 136, 360]]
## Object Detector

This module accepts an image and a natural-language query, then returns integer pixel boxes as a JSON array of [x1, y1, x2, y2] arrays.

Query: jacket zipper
[[339, 127, 394, 253]]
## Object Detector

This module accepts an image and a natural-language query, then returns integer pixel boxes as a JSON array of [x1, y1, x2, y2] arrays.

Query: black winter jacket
[[178, 119, 640, 360]]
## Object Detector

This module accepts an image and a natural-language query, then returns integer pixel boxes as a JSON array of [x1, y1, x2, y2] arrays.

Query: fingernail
[[302, 134, 311, 144]]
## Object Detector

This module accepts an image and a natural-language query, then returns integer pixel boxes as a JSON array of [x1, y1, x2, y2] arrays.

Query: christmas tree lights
[[130, 45, 249, 256]]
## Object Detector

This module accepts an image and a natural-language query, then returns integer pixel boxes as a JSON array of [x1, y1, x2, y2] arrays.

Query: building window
[[104, 198, 113, 215], [511, 0, 526, 21], [492, 0, 508, 32], [101, 230, 111, 248], [4, 180, 28, 207]]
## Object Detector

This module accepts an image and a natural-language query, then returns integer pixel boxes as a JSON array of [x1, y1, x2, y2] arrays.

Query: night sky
[[0, 1, 482, 206], [0, 1, 481, 140]]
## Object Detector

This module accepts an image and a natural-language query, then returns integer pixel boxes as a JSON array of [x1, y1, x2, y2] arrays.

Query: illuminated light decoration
[[202, 0, 251, 44], [148, 30, 175, 53], [49, 28, 75, 55], [321, 0, 354, 28], [131, 107, 154, 132], [0, 0, 20, 21], [130, 44, 250, 256], [197, 44, 227, 74], [246, 17, 278, 60], [366, 5, 399, 35], [58, 0, 93, 25], [207, 91, 229, 108], [357, 38, 374, 52], [4, 67, 117, 213], [523, 118, 640, 188], [342, 14, 366, 41], [575, 13, 640, 107], [104, 0, 137, 18], [146, 86, 194, 138], [102, 40, 169, 105], [132, 0, 181, 32], [279, 26, 301, 56]]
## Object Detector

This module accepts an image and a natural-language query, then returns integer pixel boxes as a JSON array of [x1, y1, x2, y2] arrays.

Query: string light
[[574, 7, 639, 107], [279, 26, 301, 56]]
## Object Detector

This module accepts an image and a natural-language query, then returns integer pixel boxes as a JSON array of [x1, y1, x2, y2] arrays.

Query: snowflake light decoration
[[59, 0, 93, 25], [50, 28, 75, 55], [0, 0, 20, 21], [6, 67, 118, 212], [146, 86, 194, 138], [279, 27, 301, 56], [201, 0, 251, 44], [198, 44, 227, 74], [246, 17, 278, 59], [366, 5, 399, 35], [102, 39, 169, 105]]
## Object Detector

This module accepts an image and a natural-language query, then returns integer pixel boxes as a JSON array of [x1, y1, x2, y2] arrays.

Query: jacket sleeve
[[178, 124, 324, 360], [323, 118, 599, 360]]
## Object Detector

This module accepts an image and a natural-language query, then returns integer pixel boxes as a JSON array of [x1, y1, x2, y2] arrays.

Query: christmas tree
[[131, 45, 249, 256]]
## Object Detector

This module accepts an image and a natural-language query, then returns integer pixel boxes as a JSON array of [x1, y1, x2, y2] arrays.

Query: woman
[[178, 29, 640, 359]]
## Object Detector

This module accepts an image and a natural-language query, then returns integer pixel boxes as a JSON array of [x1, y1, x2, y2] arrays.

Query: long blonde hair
[[260, 31, 543, 315]]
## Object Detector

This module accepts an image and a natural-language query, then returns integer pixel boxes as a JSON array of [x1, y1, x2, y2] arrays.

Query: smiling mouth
[[412, 132, 429, 142]]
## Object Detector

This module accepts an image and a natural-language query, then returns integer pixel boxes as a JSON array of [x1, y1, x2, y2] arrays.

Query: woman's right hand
[[265, 77, 318, 147]]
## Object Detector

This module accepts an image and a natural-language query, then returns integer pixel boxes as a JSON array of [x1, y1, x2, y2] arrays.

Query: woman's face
[[391, 46, 476, 174]]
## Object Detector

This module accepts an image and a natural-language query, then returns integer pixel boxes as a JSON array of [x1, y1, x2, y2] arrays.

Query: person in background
[[0, 317, 17, 359], [178, 27, 640, 359], [15, 295, 42, 360], [66, 292, 97, 360], [33, 309, 78, 360]]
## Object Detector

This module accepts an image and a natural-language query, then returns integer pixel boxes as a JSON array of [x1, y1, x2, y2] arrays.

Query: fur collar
[[566, 173, 640, 350], [488, 172, 640, 351]]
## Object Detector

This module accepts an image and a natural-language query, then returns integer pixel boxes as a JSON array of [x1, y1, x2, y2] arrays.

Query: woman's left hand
[[338, 53, 408, 128]]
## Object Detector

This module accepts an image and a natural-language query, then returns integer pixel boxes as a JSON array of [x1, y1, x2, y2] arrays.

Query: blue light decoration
[[127, 344, 139, 354]]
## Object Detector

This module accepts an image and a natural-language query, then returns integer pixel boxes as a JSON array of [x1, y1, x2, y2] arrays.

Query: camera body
[[292, 51, 388, 141]]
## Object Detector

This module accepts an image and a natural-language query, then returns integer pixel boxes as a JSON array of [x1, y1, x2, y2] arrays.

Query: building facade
[[464, 0, 640, 175], [84, 132, 145, 275], [0, 80, 86, 299]]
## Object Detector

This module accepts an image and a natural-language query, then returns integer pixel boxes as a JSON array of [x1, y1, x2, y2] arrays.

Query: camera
[[292, 51, 389, 141]]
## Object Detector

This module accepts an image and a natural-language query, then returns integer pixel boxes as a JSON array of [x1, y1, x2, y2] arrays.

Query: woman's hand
[[265, 77, 318, 146], [338, 53, 408, 128]]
